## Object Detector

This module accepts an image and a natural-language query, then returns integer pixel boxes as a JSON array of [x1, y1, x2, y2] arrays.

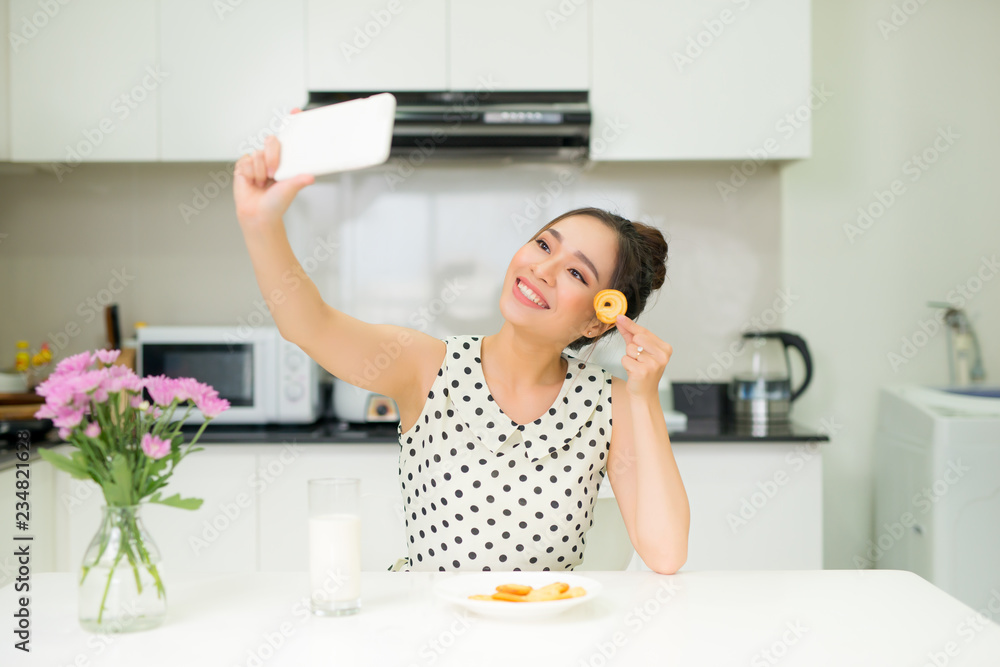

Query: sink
[[939, 387, 1000, 399]]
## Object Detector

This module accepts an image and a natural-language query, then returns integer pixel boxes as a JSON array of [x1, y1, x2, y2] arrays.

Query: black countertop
[[164, 414, 829, 444], [0, 382, 828, 469], [165, 381, 829, 444], [0, 413, 828, 470]]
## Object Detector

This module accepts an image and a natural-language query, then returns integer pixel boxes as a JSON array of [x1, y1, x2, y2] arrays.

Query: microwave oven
[[136, 325, 322, 425]]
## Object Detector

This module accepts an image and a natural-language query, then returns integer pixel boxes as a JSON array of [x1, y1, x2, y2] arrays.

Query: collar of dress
[[446, 335, 608, 464]]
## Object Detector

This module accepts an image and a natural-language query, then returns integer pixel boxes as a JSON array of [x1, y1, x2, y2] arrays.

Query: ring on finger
[[635, 345, 643, 360]]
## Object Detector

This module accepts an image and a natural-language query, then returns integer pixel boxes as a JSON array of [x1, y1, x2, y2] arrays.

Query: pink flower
[[91, 383, 109, 404], [93, 349, 121, 366], [84, 422, 101, 438], [173, 377, 211, 404], [52, 405, 87, 430], [35, 374, 77, 405], [52, 351, 95, 377], [141, 433, 172, 459], [199, 395, 231, 419], [143, 375, 180, 406], [105, 365, 143, 394], [34, 403, 56, 419], [130, 395, 147, 409]]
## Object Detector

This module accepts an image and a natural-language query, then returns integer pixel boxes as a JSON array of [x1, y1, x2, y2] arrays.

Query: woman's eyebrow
[[547, 228, 600, 282]]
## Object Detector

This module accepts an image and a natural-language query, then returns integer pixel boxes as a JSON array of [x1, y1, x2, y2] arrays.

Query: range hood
[[303, 90, 591, 161]]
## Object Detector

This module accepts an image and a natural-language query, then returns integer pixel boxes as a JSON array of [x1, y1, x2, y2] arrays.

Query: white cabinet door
[[665, 442, 823, 571], [52, 446, 259, 575], [306, 0, 447, 91], [0, 456, 56, 587], [159, 0, 307, 161], [9, 0, 160, 162], [257, 443, 406, 572], [592, 0, 811, 160], [449, 1, 589, 91]]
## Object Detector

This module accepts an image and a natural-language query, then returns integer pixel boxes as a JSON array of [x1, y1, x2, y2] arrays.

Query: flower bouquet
[[33, 348, 230, 632]]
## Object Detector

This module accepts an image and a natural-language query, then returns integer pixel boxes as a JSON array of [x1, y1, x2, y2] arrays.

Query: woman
[[233, 126, 689, 576]]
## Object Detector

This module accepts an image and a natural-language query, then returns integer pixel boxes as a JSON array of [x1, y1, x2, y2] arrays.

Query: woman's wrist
[[238, 214, 285, 238]]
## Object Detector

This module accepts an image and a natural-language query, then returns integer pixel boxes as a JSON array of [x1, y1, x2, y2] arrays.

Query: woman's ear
[[586, 320, 616, 338]]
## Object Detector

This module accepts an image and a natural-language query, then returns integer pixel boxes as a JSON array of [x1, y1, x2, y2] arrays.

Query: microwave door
[[140, 342, 268, 424]]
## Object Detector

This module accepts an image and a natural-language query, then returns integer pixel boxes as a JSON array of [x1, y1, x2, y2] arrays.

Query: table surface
[[4, 570, 999, 666]]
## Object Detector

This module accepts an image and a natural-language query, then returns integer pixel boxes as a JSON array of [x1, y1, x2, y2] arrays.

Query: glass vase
[[79, 504, 166, 633]]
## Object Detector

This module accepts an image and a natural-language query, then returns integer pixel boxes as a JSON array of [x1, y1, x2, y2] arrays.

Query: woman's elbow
[[649, 556, 686, 575], [640, 543, 687, 575]]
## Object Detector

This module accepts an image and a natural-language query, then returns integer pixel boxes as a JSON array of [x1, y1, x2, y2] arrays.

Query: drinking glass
[[307, 478, 361, 616]]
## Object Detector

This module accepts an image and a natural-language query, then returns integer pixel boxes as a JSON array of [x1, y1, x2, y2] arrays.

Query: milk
[[309, 513, 361, 603]]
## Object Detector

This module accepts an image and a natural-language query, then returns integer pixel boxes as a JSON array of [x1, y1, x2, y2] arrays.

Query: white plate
[[433, 571, 601, 620], [273, 92, 396, 181]]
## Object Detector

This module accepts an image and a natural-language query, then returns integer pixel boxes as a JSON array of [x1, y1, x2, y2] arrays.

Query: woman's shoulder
[[563, 350, 614, 380]]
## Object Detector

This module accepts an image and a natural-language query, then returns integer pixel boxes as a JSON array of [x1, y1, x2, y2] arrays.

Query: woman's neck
[[480, 325, 568, 393]]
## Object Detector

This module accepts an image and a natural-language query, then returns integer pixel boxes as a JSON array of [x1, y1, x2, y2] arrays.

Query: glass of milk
[[307, 478, 362, 616]]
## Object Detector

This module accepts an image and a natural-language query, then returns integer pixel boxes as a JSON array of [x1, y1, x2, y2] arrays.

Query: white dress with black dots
[[389, 334, 613, 572]]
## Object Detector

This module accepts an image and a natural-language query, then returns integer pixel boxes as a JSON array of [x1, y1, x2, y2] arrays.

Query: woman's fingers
[[234, 153, 252, 179], [251, 149, 267, 186], [264, 135, 280, 179]]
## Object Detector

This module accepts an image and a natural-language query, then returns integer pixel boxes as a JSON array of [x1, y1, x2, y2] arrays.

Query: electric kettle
[[729, 331, 813, 426]]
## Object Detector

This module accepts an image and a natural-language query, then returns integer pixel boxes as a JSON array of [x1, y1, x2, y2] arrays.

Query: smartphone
[[272, 92, 396, 181]]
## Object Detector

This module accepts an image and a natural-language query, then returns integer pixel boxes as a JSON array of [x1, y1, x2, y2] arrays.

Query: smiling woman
[[232, 134, 685, 575], [386, 208, 685, 574]]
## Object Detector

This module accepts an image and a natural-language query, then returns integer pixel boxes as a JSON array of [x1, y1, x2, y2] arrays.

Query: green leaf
[[148, 491, 203, 511], [71, 451, 101, 479], [104, 454, 135, 506], [37, 448, 91, 480]]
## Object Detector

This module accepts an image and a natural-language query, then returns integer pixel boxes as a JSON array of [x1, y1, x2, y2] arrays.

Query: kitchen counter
[[0, 380, 828, 463], [0, 414, 828, 470], [3, 569, 998, 665], [170, 414, 830, 444]]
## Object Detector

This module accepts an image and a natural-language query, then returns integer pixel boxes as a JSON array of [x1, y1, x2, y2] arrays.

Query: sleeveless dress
[[387, 334, 614, 572]]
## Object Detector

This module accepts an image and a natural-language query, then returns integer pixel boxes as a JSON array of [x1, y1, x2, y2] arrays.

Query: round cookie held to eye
[[594, 289, 628, 324]]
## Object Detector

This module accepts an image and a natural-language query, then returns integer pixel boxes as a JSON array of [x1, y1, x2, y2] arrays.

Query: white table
[[4, 570, 1000, 666]]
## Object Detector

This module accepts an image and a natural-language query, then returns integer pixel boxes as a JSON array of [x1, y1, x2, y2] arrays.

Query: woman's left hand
[[616, 314, 673, 398]]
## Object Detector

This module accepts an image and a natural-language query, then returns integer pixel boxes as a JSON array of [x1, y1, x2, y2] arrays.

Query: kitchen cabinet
[[42, 438, 821, 575], [306, 0, 447, 91], [449, 1, 589, 91], [256, 443, 406, 571], [9, 0, 160, 162], [159, 0, 307, 161], [51, 445, 259, 574], [306, 0, 587, 92], [591, 0, 812, 160], [0, 456, 56, 584], [0, 0, 10, 160], [668, 441, 823, 570]]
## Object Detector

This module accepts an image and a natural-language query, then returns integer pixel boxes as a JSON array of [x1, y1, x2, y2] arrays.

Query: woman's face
[[500, 214, 620, 345]]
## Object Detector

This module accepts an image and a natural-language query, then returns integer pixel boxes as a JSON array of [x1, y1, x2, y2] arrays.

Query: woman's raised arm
[[232, 114, 435, 399]]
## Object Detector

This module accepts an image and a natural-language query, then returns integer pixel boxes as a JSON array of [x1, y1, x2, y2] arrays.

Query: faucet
[[927, 302, 986, 386]]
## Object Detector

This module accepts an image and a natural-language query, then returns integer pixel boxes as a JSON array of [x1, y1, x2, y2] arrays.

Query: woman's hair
[[530, 207, 669, 351]]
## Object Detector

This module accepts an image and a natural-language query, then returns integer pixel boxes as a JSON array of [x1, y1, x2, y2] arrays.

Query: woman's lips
[[514, 278, 549, 309]]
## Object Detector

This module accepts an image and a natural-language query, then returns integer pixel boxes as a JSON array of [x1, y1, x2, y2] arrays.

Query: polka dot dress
[[389, 334, 613, 572]]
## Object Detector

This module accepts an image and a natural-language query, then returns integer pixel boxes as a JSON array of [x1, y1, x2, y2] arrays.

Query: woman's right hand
[[233, 107, 315, 229]]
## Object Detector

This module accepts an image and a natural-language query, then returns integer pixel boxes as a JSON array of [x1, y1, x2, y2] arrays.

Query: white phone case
[[273, 92, 396, 181]]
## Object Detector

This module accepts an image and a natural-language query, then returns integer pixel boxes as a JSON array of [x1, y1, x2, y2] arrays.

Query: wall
[[1, 159, 785, 391], [0, 0, 9, 160], [781, 0, 1000, 569]]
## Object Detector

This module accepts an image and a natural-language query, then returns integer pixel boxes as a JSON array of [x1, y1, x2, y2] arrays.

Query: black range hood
[[304, 90, 591, 161]]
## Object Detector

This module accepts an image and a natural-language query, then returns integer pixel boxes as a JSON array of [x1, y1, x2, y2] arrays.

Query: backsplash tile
[[1, 160, 783, 383]]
